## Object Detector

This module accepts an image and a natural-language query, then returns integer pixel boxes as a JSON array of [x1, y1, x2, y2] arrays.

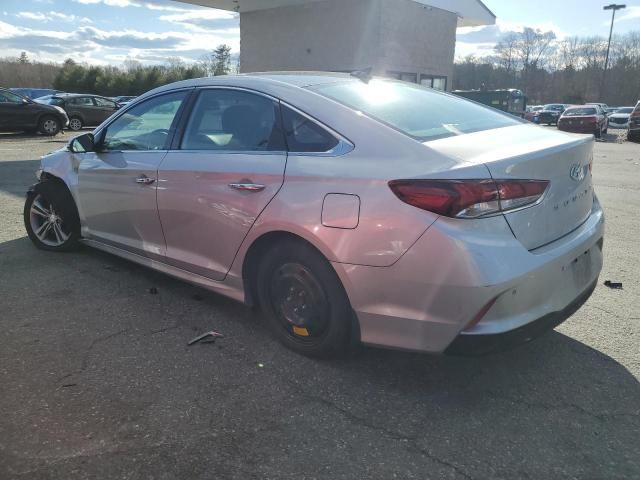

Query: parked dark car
[[628, 101, 640, 142], [558, 105, 608, 138], [532, 104, 567, 125], [36, 93, 120, 131], [10, 88, 63, 99], [0, 87, 68, 135]]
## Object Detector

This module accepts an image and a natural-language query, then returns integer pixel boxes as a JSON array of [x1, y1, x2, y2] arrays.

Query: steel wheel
[[69, 118, 83, 131], [28, 193, 71, 247], [268, 262, 330, 343], [256, 240, 353, 357]]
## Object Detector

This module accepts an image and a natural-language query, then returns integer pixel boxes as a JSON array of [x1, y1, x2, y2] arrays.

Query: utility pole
[[600, 3, 626, 99]]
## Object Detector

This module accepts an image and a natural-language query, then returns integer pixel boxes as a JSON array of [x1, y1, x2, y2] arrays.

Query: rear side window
[[281, 106, 338, 153], [312, 80, 520, 142], [69, 97, 94, 106], [181, 89, 285, 152]]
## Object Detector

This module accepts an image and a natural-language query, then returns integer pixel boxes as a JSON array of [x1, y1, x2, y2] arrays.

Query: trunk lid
[[426, 125, 594, 250]]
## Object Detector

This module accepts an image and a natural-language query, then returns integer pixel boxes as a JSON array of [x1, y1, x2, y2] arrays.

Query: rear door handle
[[228, 182, 265, 192], [136, 175, 155, 185]]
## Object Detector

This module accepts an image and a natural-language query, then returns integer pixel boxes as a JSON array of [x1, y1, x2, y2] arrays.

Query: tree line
[[453, 29, 640, 106], [0, 44, 235, 97]]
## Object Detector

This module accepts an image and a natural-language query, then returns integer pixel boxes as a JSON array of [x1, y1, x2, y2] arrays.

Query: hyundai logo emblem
[[569, 164, 585, 182]]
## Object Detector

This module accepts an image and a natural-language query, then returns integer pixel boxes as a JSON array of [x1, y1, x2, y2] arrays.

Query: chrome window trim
[[174, 150, 288, 156], [280, 101, 354, 157]]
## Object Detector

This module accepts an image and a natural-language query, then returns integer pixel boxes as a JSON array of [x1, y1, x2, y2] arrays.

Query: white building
[[180, 0, 495, 90]]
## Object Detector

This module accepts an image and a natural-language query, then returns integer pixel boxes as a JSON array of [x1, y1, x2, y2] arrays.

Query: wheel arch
[[241, 231, 323, 308], [240, 229, 361, 346]]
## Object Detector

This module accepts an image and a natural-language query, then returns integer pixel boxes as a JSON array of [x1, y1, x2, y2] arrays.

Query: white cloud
[[16, 11, 92, 23], [0, 18, 239, 65], [613, 6, 640, 24], [455, 19, 568, 60], [73, 0, 141, 7]]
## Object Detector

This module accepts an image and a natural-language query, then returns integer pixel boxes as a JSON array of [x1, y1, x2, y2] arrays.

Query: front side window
[[181, 89, 284, 152], [281, 106, 338, 153], [312, 80, 520, 142], [0, 91, 24, 104], [102, 91, 187, 151]]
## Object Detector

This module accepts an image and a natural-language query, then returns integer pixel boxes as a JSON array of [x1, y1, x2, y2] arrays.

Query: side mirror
[[69, 132, 95, 153], [21, 98, 29, 105]]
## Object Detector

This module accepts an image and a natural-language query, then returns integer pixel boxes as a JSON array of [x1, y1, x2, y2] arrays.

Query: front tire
[[256, 240, 352, 358], [68, 117, 83, 131], [24, 180, 80, 252], [38, 116, 61, 136]]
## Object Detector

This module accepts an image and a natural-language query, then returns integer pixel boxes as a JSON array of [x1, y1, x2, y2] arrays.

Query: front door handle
[[136, 175, 155, 185], [228, 182, 265, 192]]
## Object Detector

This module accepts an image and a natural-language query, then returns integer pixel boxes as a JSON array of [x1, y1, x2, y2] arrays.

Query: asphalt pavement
[[0, 130, 639, 479]]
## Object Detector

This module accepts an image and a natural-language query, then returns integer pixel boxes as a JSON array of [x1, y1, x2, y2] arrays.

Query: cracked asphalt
[[1, 131, 639, 479]]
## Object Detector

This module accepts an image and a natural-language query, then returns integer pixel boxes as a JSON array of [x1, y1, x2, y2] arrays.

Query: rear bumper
[[558, 125, 596, 134], [334, 197, 604, 354], [444, 278, 597, 355]]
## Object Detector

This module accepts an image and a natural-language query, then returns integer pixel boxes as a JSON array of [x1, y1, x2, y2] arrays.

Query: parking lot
[[0, 131, 639, 479]]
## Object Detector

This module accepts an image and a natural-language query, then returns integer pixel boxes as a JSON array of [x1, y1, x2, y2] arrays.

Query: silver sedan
[[24, 73, 604, 357]]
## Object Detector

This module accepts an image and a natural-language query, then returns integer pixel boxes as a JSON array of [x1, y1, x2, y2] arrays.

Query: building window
[[420, 75, 447, 91], [386, 71, 418, 83]]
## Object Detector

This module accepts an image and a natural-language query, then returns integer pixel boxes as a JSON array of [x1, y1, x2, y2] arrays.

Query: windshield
[[563, 108, 596, 116], [616, 107, 634, 114], [311, 80, 520, 142]]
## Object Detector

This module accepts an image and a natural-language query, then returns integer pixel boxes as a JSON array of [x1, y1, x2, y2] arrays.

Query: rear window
[[563, 108, 596, 116], [311, 80, 520, 142]]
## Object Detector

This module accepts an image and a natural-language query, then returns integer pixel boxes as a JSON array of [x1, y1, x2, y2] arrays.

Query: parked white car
[[607, 106, 635, 129]]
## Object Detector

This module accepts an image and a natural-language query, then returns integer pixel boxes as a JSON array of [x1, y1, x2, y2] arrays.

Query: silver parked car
[[24, 73, 604, 357]]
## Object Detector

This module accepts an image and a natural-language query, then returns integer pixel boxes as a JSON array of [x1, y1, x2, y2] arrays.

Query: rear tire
[[69, 117, 83, 131], [256, 240, 352, 358], [38, 116, 61, 136], [24, 180, 80, 252]]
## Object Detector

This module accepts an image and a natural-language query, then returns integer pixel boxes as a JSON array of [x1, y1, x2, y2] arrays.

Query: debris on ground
[[604, 280, 623, 289], [148, 287, 158, 294], [187, 331, 224, 346]]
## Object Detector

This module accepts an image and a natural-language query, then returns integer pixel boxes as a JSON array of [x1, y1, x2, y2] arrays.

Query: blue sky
[[0, 0, 639, 65]]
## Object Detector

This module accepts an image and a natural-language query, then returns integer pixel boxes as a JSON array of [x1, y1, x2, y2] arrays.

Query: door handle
[[135, 175, 155, 185], [228, 182, 265, 192]]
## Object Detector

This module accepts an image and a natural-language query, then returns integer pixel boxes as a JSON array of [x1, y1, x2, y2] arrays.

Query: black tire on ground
[[38, 115, 61, 136], [256, 239, 353, 358], [68, 116, 83, 131], [23, 180, 81, 252]]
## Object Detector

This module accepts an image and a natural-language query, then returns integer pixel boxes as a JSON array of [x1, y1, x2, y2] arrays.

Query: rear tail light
[[388, 179, 549, 219]]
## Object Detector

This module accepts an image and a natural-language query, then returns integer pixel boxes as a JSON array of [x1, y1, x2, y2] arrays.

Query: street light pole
[[600, 3, 626, 99]]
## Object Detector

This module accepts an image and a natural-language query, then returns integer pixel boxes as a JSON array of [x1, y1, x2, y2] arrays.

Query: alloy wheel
[[69, 118, 82, 131], [29, 194, 71, 247], [42, 119, 58, 135]]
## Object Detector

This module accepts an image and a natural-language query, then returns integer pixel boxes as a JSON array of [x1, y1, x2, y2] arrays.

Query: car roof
[[145, 72, 358, 97]]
